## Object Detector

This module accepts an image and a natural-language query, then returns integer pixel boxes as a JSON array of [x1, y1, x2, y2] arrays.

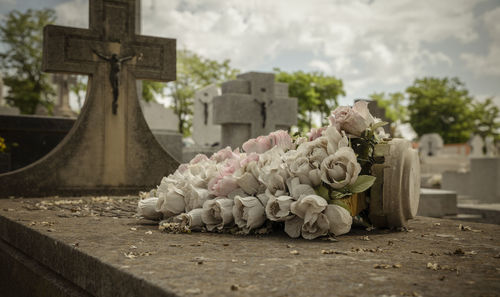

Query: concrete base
[[417, 188, 458, 218], [1, 197, 499, 297]]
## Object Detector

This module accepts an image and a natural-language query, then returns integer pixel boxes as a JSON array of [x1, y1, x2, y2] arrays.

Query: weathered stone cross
[[52, 74, 77, 117], [213, 72, 297, 149], [0, 0, 179, 197]]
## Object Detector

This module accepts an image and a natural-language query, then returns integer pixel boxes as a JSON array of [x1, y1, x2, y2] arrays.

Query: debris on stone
[[321, 249, 348, 255], [387, 240, 394, 246], [360, 236, 370, 241], [290, 250, 300, 255], [439, 275, 446, 281], [411, 250, 424, 255], [130, 227, 137, 231], [373, 264, 391, 269], [130, 245, 137, 249], [169, 244, 182, 247], [434, 223, 441, 226], [185, 288, 201, 295], [230, 284, 239, 291], [145, 230, 153, 235], [158, 222, 190, 234], [286, 244, 294, 248], [493, 253, 500, 259], [435, 234, 455, 238], [427, 262, 439, 271], [124, 252, 137, 259], [458, 224, 472, 231], [47, 228, 56, 232], [222, 243, 230, 246]]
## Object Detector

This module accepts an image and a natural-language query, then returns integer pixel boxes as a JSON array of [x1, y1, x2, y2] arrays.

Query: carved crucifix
[[8, 0, 179, 192], [93, 51, 136, 114]]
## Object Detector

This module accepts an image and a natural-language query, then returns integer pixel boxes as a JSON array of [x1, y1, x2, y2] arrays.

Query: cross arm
[[130, 35, 176, 82], [42, 25, 100, 75]]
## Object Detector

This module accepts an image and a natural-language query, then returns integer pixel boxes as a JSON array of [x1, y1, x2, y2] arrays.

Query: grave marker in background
[[469, 135, 485, 158], [213, 72, 297, 149], [52, 74, 77, 117], [192, 84, 221, 147], [0, 0, 178, 197]]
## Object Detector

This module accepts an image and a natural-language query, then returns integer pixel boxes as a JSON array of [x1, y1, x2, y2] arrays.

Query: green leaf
[[372, 121, 389, 131], [330, 190, 351, 199], [346, 175, 376, 193]]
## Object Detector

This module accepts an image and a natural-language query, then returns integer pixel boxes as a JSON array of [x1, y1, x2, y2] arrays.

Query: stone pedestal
[[417, 188, 458, 218]]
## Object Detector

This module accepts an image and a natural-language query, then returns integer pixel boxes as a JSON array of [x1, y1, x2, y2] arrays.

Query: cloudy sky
[[1, 0, 499, 108]]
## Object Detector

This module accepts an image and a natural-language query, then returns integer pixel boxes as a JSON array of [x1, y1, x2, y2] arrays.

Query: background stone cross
[[213, 72, 297, 149], [0, 0, 178, 197], [52, 74, 77, 117]]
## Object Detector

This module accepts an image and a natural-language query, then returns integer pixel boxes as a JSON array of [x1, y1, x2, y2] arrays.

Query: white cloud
[[54, 0, 88, 28], [461, 6, 500, 76]]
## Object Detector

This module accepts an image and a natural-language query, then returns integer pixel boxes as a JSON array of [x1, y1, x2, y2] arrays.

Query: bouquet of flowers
[[137, 101, 389, 239]]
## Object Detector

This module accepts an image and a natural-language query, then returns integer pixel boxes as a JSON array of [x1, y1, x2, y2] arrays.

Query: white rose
[[323, 204, 352, 236], [259, 169, 287, 195], [320, 147, 361, 189], [286, 177, 315, 199], [290, 194, 328, 223], [288, 192, 330, 239], [297, 137, 328, 168], [329, 101, 375, 136], [172, 208, 204, 231], [183, 184, 211, 212], [232, 194, 269, 233], [137, 197, 162, 220], [235, 172, 260, 195], [301, 212, 330, 239], [324, 125, 349, 154], [265, 193, 295, 222], [155, 184, 186, 218], [201, 198, 234, 231]]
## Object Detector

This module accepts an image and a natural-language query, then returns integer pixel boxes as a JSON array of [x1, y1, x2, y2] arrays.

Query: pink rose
[[210, 147, 240, 163], [189, 153, 209, 165], [329, 101, 375, 136], [242, 135, 273, 154], [268, 130, 293, 151], [306, 127, 327, 141], [242, 130, 292, 154]]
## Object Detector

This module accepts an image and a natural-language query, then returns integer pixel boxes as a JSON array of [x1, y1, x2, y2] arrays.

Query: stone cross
[[213, 72, 297, 149], [192, 84, 221, 147], [52, 74, 77, 117], [418, 133, 443, 157], [0, 0, 178, 197], [470, 135, 485, 158]]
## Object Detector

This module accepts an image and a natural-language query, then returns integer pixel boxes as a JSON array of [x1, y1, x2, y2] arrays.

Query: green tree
[[471, 97, 500, 141], [0, 9, 56, 114], [168, 49, 239, 136], [274, 69, 345, 132], [406, 77, 475, 144], [369, 92, 408, 123]]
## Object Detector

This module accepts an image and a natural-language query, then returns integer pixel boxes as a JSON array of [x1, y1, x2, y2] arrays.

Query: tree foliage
[[472, 97, 500, 141], [274, 69, 345, 132], [167, 49, 239, 136], [406, 77, 477, 144], [0, 9, 56, 114], [369, 92, 408, 123]]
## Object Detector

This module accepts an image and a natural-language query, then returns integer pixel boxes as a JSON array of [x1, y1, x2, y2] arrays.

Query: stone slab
[[458, 203, 500, 225], [418, 188, 458, 218], [1, 196, 499, 297]]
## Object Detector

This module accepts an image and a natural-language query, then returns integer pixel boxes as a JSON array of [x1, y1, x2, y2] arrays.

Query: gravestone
[[52, 74, 77, 117], [418, 133, 443, 157], [192, 84, 221, 147], [213, 72, 297, 149], [0, 0, 178, 197], [140, 100, 183, 161], [469, 135, 485, 158], [485, 135, 498, 157]]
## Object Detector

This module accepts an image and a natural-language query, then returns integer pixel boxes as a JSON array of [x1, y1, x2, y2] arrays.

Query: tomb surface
[[1, 196, 499, 297]]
